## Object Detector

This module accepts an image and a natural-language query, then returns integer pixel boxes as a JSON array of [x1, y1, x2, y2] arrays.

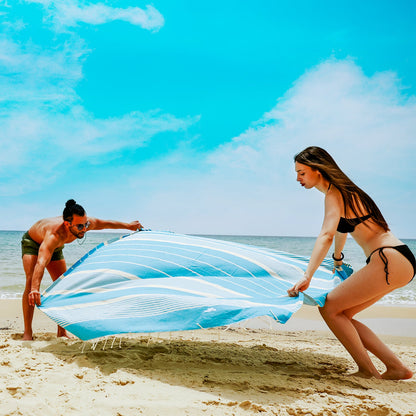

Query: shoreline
[[1, 299, 415, 339]]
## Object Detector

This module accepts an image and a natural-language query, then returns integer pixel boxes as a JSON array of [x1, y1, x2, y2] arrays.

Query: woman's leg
[[341, 295, 412, 379], [350, 319, 412, 379], [341, 250, 413, 379], [46, 259, 68, 338], [319, 248, 413, 379]]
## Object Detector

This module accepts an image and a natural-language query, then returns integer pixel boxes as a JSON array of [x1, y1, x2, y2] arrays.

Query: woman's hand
[[287, 274, 311, 297], [332, 259, 343, 273]]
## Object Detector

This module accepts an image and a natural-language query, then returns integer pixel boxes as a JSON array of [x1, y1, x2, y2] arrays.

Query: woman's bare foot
[[348, 370, 381, 379], [382, 367, 413, 380]]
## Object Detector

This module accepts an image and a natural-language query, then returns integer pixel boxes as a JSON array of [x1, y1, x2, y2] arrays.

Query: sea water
[[0, 230, 415, 305]]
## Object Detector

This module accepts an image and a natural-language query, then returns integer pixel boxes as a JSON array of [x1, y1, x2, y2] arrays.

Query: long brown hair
[[294, 146, 389, 231]]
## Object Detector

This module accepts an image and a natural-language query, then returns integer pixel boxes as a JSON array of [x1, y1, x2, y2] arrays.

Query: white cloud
[[0, 36, 85, 107], [0, 32, 197, 196], [24, 0, 164, 31], [0, 104, 197, 193], [125, 59, 416, 237], [0, 2, 179, 194], [211, 59, 416, 178]]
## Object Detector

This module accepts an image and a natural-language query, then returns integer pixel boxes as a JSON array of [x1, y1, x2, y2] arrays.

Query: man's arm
[[28, 235, 59, 306], [88, 218, 142, 232]]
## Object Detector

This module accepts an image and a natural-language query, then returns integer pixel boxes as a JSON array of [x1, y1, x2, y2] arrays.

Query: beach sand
[[1, 299, 415, 416]]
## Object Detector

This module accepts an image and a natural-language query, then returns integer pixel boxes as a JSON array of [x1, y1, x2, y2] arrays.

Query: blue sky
[[1, 0, 415, 237]]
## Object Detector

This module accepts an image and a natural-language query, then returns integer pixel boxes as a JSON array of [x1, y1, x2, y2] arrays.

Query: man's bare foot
[[57, 327, 71, 339], [382, 367, 413, 380], [22, 332, 33, 341]]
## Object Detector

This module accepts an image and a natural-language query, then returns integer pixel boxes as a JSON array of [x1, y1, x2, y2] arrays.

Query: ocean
[[1, 230, 415, 306]]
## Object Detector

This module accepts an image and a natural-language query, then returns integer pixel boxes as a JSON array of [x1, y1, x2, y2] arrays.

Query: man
[[21, 199, 142, 340]]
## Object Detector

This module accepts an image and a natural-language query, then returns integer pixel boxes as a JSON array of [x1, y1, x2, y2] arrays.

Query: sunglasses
[[70, 221, 90, 231]]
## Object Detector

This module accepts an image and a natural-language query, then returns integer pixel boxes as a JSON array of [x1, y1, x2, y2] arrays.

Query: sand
[[1, 299, 416, 416]]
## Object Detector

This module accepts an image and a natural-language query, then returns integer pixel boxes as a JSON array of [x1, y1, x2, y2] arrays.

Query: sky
[[0, 0, 415, 237]]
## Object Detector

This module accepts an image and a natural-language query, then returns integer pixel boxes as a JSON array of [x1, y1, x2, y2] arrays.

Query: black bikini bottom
[[366, 244, 416, 285]]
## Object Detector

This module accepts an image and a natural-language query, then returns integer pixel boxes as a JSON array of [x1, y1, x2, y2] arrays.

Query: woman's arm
[[288, 191, 342, 296], [333, 231, 347, 269]]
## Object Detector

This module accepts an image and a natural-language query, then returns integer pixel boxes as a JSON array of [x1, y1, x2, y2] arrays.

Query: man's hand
[[128, 221, 143, 231], [28, 290, 41, 306]]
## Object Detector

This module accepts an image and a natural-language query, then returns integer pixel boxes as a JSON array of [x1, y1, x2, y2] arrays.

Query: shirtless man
[[21, 199, 143, 340]]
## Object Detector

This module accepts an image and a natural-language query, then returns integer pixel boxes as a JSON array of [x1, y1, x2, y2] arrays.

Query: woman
[[288, 146, 415, 380]]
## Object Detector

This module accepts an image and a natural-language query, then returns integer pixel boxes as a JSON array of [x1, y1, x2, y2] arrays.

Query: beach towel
[[38, 231, 352, 340]]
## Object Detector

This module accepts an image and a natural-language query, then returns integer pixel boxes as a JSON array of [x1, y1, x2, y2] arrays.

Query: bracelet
[[332, 252, 344, 261]]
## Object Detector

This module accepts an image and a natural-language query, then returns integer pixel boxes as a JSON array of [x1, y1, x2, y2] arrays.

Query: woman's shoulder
[[326, 184, 343, 204], [324, 185, 344, 218]]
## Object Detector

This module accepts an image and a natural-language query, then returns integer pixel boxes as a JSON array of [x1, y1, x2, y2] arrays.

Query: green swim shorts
[[21, 231, 64, 261]]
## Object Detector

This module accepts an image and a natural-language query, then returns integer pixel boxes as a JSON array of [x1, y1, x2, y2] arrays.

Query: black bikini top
[[327, 184, 372, 233], [337, 214, 372, 233]]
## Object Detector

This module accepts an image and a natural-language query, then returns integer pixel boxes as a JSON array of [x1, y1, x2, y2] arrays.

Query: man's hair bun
[[65, 199, 77, 208], [63, 199, 85, 221]]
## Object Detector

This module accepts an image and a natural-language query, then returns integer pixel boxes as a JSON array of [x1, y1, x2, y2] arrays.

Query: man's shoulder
[[41, 220, 68, 246], [32, 216, 62, 229], [43, 229, 66, 246]]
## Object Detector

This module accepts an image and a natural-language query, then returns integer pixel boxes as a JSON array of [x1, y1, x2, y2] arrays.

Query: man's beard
[[70, 229, 85, 239]]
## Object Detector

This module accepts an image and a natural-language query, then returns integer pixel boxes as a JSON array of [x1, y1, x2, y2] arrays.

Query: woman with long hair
[[288, 146, 415, 379]]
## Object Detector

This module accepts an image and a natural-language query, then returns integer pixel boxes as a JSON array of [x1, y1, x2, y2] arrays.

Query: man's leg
[[22, 254, 38, 340], [46, 259, 68, 338]]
